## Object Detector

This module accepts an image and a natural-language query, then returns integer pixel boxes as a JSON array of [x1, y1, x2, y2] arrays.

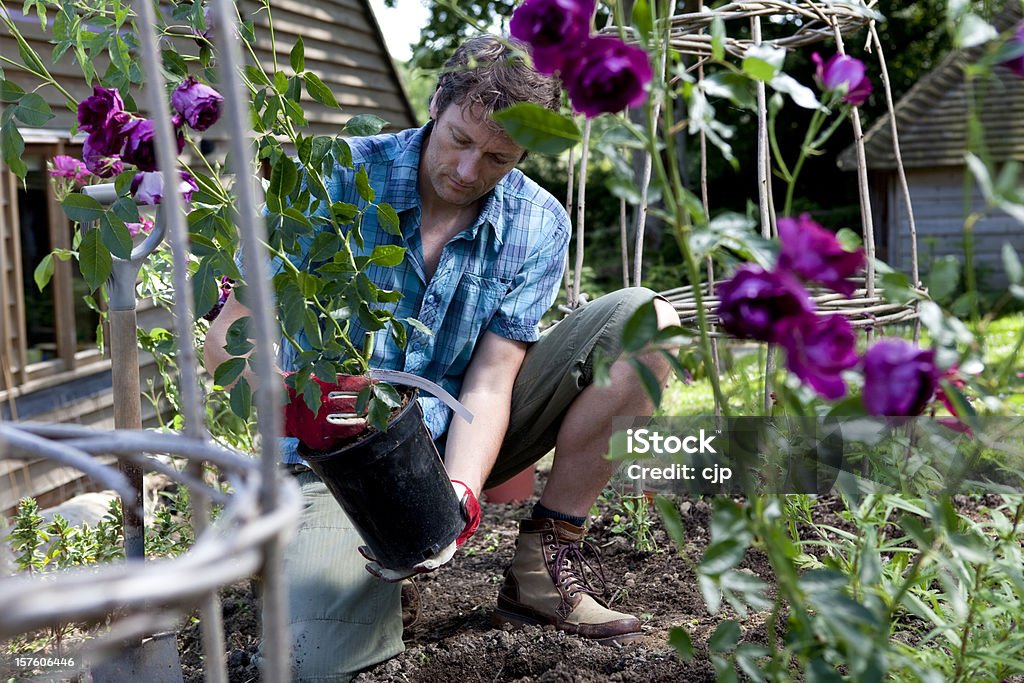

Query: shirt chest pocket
[[438, 272, 511, 373]]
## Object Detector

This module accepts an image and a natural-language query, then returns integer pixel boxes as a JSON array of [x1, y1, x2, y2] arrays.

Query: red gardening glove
[[452, 480, 481, 547], [282, 372, 373, 451], [359, 480, 482, 582]]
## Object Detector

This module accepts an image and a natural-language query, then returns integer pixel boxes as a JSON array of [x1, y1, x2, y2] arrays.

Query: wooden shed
[[0, 0, 417, 514], [838, 27, 1024, 290]]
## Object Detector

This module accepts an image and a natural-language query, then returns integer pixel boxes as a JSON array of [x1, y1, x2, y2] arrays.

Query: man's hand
[[359, 480, 482, 582], [283, 374, 371, 451]]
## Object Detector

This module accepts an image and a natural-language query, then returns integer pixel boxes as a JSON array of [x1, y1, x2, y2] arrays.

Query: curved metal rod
[[0, 425, 135, 505], [15, 424, 256, 472], [0, 466, 301, 640], [211, 0, 290, 677]]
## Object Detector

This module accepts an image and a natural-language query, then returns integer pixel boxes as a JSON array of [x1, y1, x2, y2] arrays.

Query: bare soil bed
[[178, 472, 777, 683]]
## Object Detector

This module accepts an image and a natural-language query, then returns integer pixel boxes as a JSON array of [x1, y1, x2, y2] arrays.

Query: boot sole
[[491, 608, 643, 647]]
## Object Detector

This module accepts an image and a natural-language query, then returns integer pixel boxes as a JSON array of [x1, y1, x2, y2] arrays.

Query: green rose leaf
[[926, 255, 961, 303], [741, 57, 777, 82], [741, 45, 785, 82], [710, 16, 726, 61], [331, 201, 359, 224], [344, 114, 388, 137], [99, 213, 132, 260], [492, 103, 580, 156], [192, 258, 219, 321], [0, 79, 25, 102], [668, 627, 694, 662], [79, 227, 112, 291], [622, 299, 660, 353], [214, 356, 247, 387], [33, 252, 54, 291], [111, 196, 141, 224], [267, 156, 298, 213], [290, 36, 305, 73], [11, 92, 54, 126], [376, 202, 400, 236], [224, 316, 254, 356], [654, 495, 685, 548], [304, 72, 339, 108], [303, 308, 324, 348], [60, 194, 106, 223], [1, 119, 27, 179], [708, 620, 741, 653], [372, 382, 402, 409], [632, 0, 653, 40], [229, 377, 253, 419], [355, 167, 375, 203], [367, 244, 405, 267], [273, 70, 288, 95], [700, 538, 746, 576], [309, 231, 342, 264], [1003, 242, 1023, 285], [357, 302, 385, 331]]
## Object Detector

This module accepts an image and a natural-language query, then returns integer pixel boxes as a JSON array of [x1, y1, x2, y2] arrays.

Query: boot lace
[[546, 535, 608, 599]]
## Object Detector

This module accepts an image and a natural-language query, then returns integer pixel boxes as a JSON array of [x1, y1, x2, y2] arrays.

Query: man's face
[[421, 99, 524, 209]]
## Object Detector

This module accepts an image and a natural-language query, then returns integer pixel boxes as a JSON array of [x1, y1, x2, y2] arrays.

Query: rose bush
[[499, 0, 1024, 680]]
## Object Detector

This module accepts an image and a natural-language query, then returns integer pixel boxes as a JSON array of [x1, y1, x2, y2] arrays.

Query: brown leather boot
[[401, 579, 420, 634], [493, 518, 642, 645]]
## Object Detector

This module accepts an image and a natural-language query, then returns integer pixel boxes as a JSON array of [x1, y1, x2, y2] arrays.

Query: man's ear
[[428, 90, 440, 120]]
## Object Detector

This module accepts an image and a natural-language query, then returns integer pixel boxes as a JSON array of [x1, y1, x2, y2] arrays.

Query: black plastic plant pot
[[300, 392, 464, 569]]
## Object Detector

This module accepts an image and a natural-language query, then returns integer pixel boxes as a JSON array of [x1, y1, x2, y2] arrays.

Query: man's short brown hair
[[433, 35, 561, 119]]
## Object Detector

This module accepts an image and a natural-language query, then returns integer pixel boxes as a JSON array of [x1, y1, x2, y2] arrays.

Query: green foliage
[[10, 498, 46, 573], [7, 497, 125, 574], [609, 493, 658, 552], [491, 103, 581, 155]]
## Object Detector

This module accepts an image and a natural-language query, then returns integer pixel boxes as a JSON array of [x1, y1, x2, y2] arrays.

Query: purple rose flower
[[131, 170, 199, 205], [82, 136, 124, 178], [862, 339, 937, 416], [121, 118, 158, 171], [812, 53, 873, 106], [999, 23, 1024, 78], [77, 86, 125, 134], [563, 36, 653, 117], [778, 314, 859, 399], [172, 77, 224, 132], [777, 213, 865, 295], [131, 171, 162, 204], [49, 155, 92, 185], [178, 170, 199, 203], [716, 264, 815, 342], [202, 276, 235, 322], [510, 0, 594, 75]]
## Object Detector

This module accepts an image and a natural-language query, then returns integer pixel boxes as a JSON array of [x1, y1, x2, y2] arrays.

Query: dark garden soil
[[177, 471, 778, 683]]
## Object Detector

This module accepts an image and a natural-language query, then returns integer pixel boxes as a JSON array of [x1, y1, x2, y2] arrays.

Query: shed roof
[[838, 9, 1024, 171]]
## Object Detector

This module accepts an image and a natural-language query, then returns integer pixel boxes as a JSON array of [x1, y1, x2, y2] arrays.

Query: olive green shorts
[[485, 286, 660, 487], [271, 287, 658, 682]]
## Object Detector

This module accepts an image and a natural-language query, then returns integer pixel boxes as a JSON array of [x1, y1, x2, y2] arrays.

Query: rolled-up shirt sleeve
[[488, 215, 570, 343]]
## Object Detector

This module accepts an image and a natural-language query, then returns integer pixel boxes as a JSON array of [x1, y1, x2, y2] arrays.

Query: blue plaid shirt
[[278, 123, 570, 464]]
